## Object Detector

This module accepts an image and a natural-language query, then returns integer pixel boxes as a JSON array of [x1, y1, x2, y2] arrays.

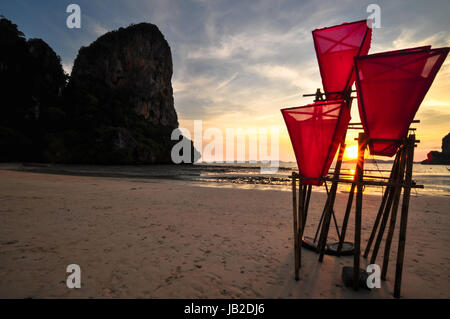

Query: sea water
[[12, 161, 450, 196], [194, 162, 450, 196]]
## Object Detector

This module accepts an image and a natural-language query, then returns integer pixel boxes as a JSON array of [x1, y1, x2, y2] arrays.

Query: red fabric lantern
[[313, 20, 372, 99], [281, 100, 351, 185], [355, 47, 449, 156]]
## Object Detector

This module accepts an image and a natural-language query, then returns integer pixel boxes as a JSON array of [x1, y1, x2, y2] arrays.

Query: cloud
[[421, 99, 450, 107], [246, 62, 319, 91], [62, 62, 73, 75], [187, 25, 309, 60], [392, 29, 450, 49], [83, 15, 109, 36], [91, 22, 108, 36], [417, 109, 450, 126]]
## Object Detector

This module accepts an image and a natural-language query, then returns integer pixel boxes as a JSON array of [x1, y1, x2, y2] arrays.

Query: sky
[[1, 0, 449, 162]]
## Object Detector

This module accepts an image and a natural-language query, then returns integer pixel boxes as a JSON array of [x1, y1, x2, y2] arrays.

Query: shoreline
[[2, 163, 450, 197]]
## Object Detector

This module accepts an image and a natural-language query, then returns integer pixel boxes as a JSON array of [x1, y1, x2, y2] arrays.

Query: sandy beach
[[0, 168, 449, 299]]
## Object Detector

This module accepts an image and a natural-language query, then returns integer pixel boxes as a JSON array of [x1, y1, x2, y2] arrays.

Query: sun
[[344, 145, 359, 160]]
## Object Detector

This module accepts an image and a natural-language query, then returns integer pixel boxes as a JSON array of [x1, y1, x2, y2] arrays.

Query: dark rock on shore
[[422, 133, 450, 165]]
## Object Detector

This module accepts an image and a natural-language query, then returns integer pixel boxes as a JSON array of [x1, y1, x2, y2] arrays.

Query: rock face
[[442, 133, 450, 154], [422, 133, 450, 165], [0, 17, 67, 161], [0, 17, 198, 164], [69, 23, 178, 128], [63, 23, 192, 164]]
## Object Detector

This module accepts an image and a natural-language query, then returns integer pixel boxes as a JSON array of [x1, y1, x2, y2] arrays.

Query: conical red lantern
[[313, 20, 372, 99], [281, 100, 351, 185], [355, 46, 449, 156]]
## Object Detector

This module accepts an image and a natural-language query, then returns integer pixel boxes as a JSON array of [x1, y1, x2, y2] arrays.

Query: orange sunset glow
[[344, 144, 359, 160]]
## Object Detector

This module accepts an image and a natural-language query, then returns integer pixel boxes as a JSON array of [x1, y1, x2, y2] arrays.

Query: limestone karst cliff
[[69, 23, 178, 128], [0, 17, 197, 164], [0, 17, 67, 162], [63, 22, 187, 164]]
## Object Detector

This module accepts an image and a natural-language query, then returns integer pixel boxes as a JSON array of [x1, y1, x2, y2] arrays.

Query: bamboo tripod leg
[[303, 185, 312, 229], [298, 183, 305, 269], [332, 208, 341, 241], [363, 185, 390, 258], [354, 186, 362, 290], [323, 182, 342, 241], [364, 152, 401, 258], [299, 185, 307, 231], [292, 173, 299, 280], [369, 187, 395, 264], [302, 185, 308, 209], [394, 136, 415, 298], [298, 185, 302, 228], [337, 182, 355, 255], [317, 196, 338, 261], [318, 141, 346, 262], [381, 149, 406, 280], [353, 133, 365, 290], [369, 155, 403, 265], [313, 195, 328, 243], [317, 201, 333, 261], [298, 185, 311, 253]]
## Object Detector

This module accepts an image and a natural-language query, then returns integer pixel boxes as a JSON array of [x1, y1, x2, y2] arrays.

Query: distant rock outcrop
[[422, 133, 450, 165]]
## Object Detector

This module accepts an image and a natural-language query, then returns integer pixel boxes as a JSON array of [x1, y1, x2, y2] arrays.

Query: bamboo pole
[[331, 208, 341, 241], [353, 133, 366, 290], [313, 198, 327, 243], [363, 152, 400, 258], [292, 172, 299, 281], [381, 148, 407, 280], [324, 181, 341, 240], [317, 209, 330, 256], [337, 181, 355, 255], [369, 153, 403, 265], [303, 185, 312, 229], [298, 181, 305, 270], [314, 180, 331, 245], [318, 138, 347, 262], [394, 135, 415, 298], [303, 185, 308, 208], [298, 185, 303, 233], [294, 174, 423, 188], [299, 185, 307, 229]]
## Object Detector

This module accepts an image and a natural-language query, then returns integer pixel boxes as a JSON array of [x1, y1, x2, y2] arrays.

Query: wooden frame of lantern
[[312, 118, 419, 260], [347, 133, 422, 298], [345, 46, 448, 297], [286, 21, 447, 298], [295, 88, 357, 257], [290, 130, 423, 298], [290, 88, 354, 281], [293, 20, 372, 260]]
